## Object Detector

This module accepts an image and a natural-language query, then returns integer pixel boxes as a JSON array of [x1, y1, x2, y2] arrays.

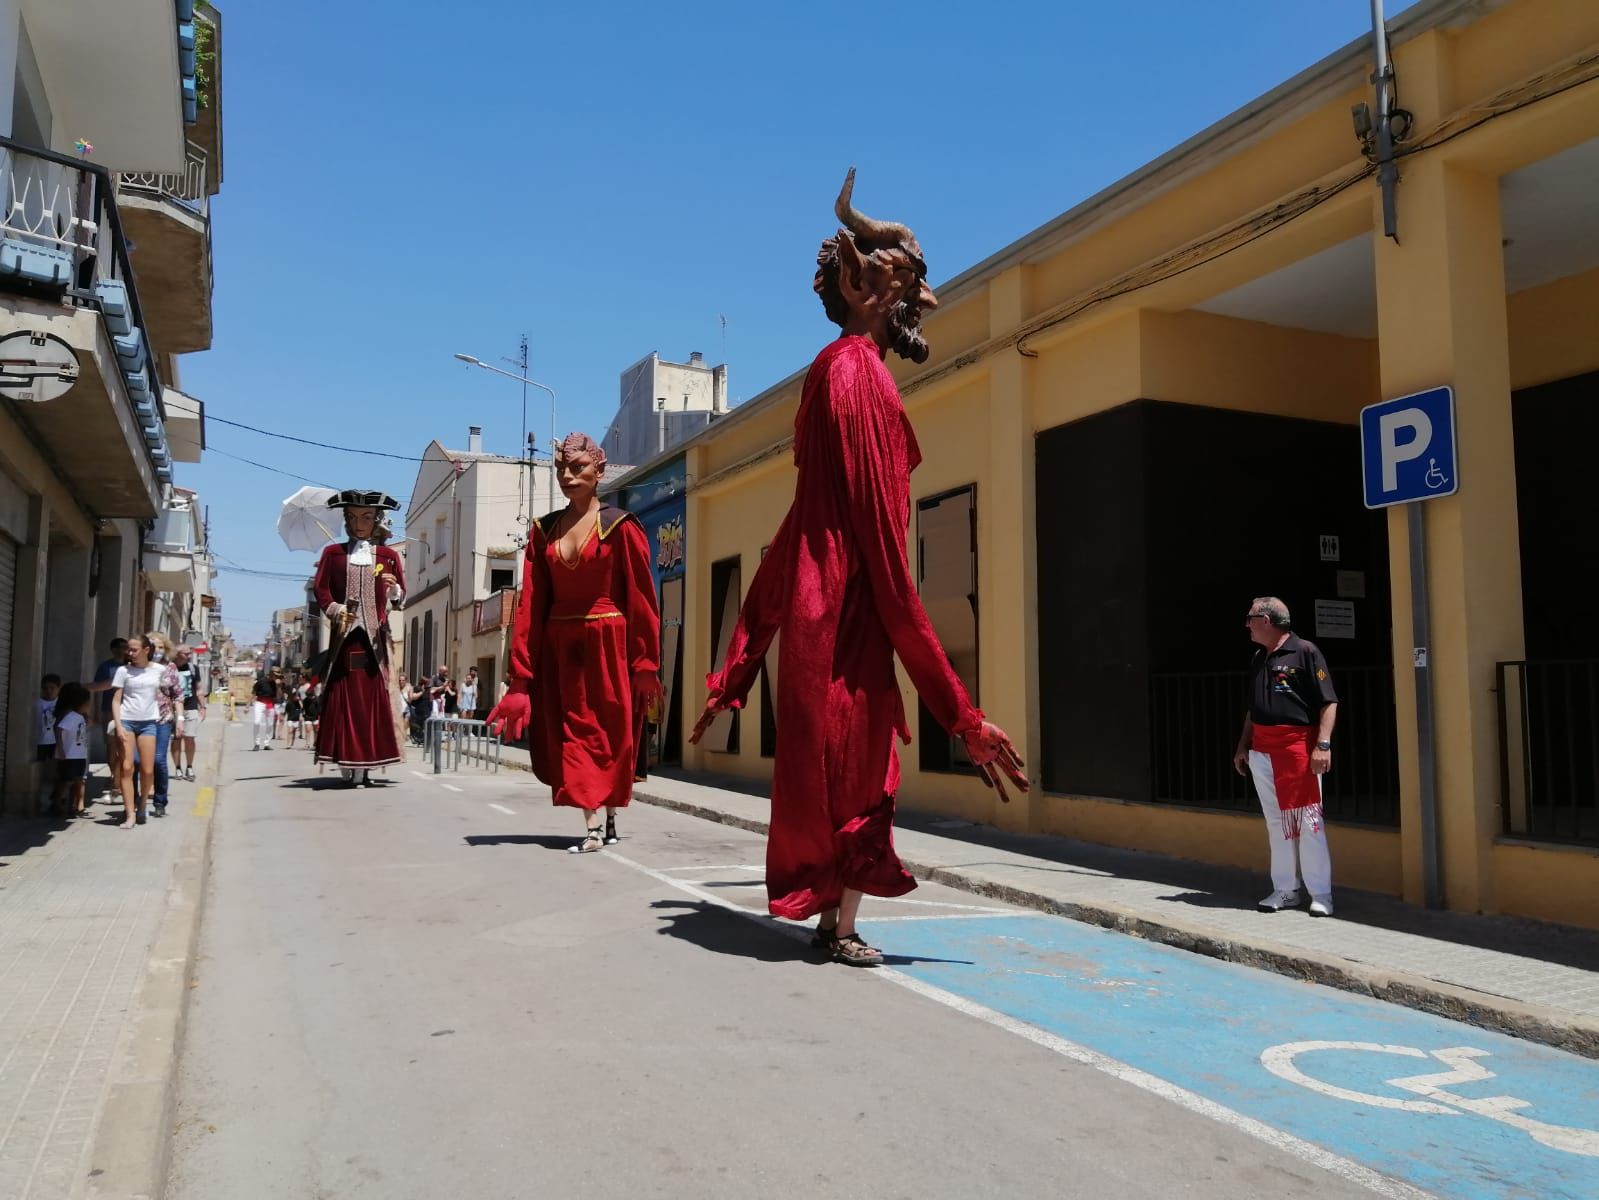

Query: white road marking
[[488, 803, 516, 815], [409, 771, 432, 780], [441, 784, 464, 793], [603, 849, 1433, 1200], [658, 864, 766, 874]]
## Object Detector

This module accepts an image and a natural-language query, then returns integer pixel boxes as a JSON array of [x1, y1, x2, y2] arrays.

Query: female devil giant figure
[[488, 433, 661, 852], [691, 171, 1028, 966], [313, 490, 406, 785]]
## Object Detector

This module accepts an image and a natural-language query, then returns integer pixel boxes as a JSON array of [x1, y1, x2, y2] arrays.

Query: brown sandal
[[812, 923, 839, 951], [831, 932, 882, 967]]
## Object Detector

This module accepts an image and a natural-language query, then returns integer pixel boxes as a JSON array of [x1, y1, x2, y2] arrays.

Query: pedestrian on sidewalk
[[133, 633, 182, 818], [171, 646, 205, 781], [111, 633, 165, 828], [251, 671, 277, 750], [690, 173, 1027, 967], [1233, 596, 1339, 917], [87, 637, 129, 799], [52, 683, 91, 818], [36, 673, 61, 814], [458, 666, 478, 721], [487, 433, 662, 854]]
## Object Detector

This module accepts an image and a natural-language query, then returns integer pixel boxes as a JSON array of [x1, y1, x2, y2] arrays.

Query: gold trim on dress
[[549, 611, 623, 621], [555, 519, 599, 570]]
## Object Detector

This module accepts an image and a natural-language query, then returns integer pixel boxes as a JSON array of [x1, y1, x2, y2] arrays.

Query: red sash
[[1251, 723, 1321, 839]]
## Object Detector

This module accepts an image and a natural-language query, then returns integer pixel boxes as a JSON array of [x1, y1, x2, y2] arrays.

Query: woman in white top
[[111, 633, 164, 828]]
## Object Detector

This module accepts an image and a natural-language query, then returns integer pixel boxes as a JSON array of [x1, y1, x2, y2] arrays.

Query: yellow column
[[982, 267, 1038, 832], [681, 446, 709, 771], [1373, 157, 1522, 912]]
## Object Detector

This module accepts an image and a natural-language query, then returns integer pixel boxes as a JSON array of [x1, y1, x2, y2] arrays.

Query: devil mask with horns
[[814, 168, 939, 364]]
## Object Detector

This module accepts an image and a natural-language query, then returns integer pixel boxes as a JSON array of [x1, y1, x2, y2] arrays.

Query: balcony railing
[[1, 135, 168, 471], [1496, 659, 1599, 846], [118, 141, 209, 218], [472, 588, 516, 635], [1150, 664, 1401, 826]]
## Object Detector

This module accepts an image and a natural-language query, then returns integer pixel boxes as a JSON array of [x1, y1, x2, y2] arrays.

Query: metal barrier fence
[[1496, 659, 1599, 846], [424, 716, 502, 774], [1149, 664, 1401, 826]]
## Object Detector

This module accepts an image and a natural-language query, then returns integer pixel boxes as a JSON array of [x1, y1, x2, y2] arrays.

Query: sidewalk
[[629, 770, 1599, 1058], [0, 720, 223, 1200]]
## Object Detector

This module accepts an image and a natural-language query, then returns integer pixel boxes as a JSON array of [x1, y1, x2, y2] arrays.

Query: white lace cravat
[[348, 539, 374, 566]]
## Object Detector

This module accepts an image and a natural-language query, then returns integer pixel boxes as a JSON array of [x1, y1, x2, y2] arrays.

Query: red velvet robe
[[312, 540, 405, 769], [706, 335, 983, 920], [507, 507, 661, 809]]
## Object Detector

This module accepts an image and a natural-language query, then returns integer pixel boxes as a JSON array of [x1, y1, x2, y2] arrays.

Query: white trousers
[[252, 701, 274, 747], [1247, 749, 1333, 897]]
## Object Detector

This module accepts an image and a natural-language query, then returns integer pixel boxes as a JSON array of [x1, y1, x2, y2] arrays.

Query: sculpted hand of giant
[[486, 684, 531, 742]]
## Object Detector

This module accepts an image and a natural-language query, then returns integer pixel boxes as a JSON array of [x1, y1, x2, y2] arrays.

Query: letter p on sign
[[1361, 386, 1458, 509], [1378, 409, 1432, 492]]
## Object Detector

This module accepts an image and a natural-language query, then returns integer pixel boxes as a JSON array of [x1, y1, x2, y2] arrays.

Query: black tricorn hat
[[328, 489, 400, 511]]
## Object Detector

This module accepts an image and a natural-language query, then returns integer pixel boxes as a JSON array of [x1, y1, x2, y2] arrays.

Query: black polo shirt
[[1247, 633, 1337, 726]]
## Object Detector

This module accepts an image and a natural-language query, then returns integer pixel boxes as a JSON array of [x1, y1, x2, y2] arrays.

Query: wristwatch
[[1316, 740, 1332, 751]]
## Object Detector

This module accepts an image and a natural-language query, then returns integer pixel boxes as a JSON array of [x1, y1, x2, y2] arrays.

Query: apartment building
[[1, 0, 225, 811]]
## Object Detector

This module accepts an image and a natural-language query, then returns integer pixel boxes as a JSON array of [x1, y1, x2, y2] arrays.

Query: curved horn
[[834, 167, 913, 245]]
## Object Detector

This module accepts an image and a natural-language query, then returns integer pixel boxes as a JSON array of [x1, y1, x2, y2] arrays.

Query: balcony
[[473, 588, 516, 635], [1, 136, 171, 517], [142, 492, 202, 592], [117, 141, 215, 355]]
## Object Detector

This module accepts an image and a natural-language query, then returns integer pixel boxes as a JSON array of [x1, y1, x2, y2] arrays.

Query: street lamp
[[453, 352, 558, 516]]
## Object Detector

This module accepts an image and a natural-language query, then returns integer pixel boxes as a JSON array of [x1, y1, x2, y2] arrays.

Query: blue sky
[[177, 0, 1418, 641]]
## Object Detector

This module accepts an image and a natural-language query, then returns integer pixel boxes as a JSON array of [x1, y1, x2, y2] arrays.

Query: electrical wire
[[206, 414, 431, 462], [205, 446, 336, 487]]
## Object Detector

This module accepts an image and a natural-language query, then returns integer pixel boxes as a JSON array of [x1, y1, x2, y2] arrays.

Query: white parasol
[[277, 486, 340, 552]]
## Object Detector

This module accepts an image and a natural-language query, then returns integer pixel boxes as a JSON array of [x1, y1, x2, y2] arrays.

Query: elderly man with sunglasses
[[1232, 596, 1339, 917]]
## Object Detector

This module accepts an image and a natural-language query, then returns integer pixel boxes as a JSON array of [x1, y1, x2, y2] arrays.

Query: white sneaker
[[184, 767, 194, 781], [1308, 895, 1335, 917], [1257, 889, 1302, 912]]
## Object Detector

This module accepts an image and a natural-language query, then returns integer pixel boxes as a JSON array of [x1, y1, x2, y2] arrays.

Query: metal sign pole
[[1409, 501, 1442, 908]]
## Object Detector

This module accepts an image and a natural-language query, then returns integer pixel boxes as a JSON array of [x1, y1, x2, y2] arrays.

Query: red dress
[[312, 541, 405, 769], [507, 507, 661, 809], [706, 335, 983, 920]]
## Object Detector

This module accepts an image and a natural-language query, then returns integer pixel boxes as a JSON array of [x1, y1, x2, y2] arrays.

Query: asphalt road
[[165, 723, 1599, 1199]]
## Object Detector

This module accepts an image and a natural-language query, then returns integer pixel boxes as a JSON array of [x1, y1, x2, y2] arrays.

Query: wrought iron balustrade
[[1496, 659, 1599, 846], [1150, 664, 1400, 826], [1, 134, 164, 414], [118, 141, 209, 216]]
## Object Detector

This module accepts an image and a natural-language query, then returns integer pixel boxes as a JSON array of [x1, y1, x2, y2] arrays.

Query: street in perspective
[[5, 0, 1599, 1197]]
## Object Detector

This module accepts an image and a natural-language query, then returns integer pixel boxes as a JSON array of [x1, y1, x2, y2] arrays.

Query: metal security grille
[[0, 535, 17, 796]]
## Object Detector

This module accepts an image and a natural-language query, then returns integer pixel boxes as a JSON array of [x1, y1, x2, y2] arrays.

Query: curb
[[85, 723, 226, 1200], [632, 786, 1599, 1061]]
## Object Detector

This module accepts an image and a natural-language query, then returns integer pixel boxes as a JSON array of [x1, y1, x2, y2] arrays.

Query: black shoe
[[153, 805, 167, 818], [135, 810, 147, 826], [603, 815, 619, 845]]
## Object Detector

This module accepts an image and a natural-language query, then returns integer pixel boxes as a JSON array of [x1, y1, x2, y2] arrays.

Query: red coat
[[311, 540, 406, 769], [706, 336, 982, 920], [507, 508, 661, 809]]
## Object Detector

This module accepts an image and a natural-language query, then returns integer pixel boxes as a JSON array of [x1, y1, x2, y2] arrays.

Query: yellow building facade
[[639, 0, 1599, 929]]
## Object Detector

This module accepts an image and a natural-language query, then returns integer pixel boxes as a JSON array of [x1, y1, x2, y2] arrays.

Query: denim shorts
[[121, 719, 160, 737]]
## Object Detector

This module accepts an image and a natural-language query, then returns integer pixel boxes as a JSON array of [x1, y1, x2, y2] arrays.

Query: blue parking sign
[[1360, 386, 1458, 509]]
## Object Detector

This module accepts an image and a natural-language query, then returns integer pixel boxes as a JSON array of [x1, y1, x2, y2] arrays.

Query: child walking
[[52, 683, 92, 819]]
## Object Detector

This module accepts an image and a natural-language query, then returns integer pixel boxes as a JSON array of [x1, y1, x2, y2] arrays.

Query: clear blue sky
[[177, 0, 1418, 642]]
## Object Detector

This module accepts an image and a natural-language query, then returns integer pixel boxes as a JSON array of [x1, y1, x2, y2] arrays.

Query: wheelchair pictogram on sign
[[1260, 1041, 1599, 1157]]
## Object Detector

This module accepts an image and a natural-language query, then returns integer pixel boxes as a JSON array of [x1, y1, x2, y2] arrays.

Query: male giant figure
[[693, 172, 1027, 966]]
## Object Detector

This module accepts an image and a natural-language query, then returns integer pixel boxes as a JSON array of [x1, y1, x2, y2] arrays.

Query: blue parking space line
[[861, 915, 1599, 1200]]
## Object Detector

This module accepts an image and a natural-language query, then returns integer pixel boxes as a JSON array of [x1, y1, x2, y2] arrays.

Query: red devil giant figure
[[692, 171, 1028, 966]]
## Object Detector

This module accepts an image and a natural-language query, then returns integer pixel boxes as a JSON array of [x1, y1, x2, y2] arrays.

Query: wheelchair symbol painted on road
[[1261, 1041, 1599, 1157]]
